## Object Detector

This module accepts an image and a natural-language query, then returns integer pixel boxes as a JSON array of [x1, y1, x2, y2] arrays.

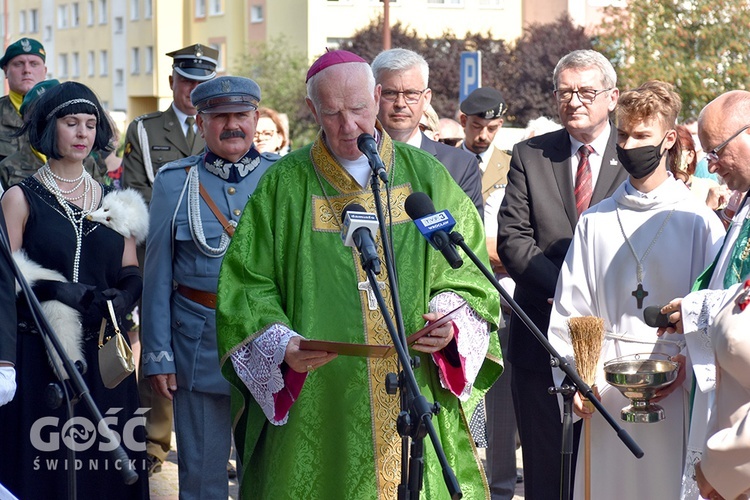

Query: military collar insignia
[[204, 147, 261, 182]]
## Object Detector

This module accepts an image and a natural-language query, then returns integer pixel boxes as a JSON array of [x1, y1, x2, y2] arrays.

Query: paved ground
[[148, 433, 524, 499]]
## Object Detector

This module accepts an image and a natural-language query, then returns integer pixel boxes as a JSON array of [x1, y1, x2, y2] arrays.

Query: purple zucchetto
[[305, 49, 367, 83]]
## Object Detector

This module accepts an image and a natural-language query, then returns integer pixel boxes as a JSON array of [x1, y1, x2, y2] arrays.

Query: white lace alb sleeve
[[430, 291, 490, 401], [230, 323, 300, 425]]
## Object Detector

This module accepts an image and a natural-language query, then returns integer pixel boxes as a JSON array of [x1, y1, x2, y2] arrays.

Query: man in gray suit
[[497, 49, 628, 499], [371, 48, 484, 214], [121, 43, 218, 476]]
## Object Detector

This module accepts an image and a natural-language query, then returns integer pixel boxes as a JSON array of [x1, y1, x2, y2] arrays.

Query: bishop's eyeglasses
[[554, 88, 612, 104]]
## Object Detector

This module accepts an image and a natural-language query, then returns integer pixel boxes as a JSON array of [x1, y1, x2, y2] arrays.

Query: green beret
[[20, 79, 59, 117], [0, 38, 46, 68]]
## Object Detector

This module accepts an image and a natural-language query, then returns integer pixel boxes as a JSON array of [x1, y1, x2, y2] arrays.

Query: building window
[[209, 0, 223, 15], [427, 0, 462, 4], [196, 0, 206, 17], [88, 51, 95, 76], [19, 11, 26, 33], [250, 5, 263, 23], [131, 0, 139, 20], [72, 52, 80, 77], [58, 6, 69, 29], [59, 54, 69, 78], [209, 41, 225, 72], [115, 16, 123, 33], [29, 9, 39, 32], [99, 0, 107, 24], [44, 25, 52, 41], [131, 47, 140, 75], [87, 1, 94, 26], [115, 68, 124, 86], [72, 3, 80, 26], [145, 46, 153, 74], [100, 50, 108, 76], [144, 0, 152, 18]]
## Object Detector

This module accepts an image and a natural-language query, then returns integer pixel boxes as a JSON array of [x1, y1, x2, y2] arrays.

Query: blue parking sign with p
[[460, 51, 482, 104]]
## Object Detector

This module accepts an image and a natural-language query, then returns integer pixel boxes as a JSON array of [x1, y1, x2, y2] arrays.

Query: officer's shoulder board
[[134, 110, 163, 123]]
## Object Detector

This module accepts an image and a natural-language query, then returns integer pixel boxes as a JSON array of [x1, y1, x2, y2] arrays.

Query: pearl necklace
[[38, 163, 98, 282]]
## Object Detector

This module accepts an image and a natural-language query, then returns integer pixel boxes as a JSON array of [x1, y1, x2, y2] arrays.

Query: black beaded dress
[[0, 177, 149, 499]]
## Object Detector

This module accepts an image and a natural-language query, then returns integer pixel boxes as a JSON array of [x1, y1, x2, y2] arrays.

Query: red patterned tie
[[575, 145, 594, 216]]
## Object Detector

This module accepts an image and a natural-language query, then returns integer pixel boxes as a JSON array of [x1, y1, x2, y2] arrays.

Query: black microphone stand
[[447, 230, 644, 499], [0, 218, 139, 498], [367, 170, 461, 499]]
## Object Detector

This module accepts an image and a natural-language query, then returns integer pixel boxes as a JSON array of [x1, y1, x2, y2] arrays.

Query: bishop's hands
[[412, 312, 455, 354], [285, 336, 337, 374], [695, 461, 725, 500]]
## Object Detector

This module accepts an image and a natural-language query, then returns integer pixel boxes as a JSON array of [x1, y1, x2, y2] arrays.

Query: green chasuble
[[217, 128, 502, 500]]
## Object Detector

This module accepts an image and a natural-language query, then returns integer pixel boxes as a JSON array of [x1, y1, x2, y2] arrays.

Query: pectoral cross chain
[[358, 280, 386, 311], [632, 283, 649, 309]]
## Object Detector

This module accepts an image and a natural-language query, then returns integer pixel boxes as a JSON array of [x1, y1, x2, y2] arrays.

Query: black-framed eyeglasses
[[439, 137, 461, 147], [706, 124, 750, 164], [553, 88, 612, 104], [381, 88, 428, 104]]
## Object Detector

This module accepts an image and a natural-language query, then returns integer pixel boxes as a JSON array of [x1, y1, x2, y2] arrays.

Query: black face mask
[[616, 136, 667, 179]]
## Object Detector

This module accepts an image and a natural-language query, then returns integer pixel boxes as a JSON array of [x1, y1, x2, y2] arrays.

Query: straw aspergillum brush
[[569, 315, 605, 500]]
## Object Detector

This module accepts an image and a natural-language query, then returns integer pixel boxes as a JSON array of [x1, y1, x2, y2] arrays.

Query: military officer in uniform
[[120, 43, 218, 476], [122, 43, 218, 202], [0, 38, 47, 163], [141, 76, 276, 499], [460, 86, 520, 499]]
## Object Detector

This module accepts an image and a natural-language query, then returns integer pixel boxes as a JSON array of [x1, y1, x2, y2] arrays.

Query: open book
[[298, 304, 464, 358]]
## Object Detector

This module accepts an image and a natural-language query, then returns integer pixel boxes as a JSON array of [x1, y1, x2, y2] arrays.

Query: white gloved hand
[[0, 366, 17, 406]]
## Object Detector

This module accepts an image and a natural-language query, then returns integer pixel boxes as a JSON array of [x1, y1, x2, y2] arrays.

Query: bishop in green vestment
[[216, 51, 502, 500]]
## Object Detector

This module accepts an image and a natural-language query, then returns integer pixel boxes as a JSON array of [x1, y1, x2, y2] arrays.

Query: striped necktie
[[575, 145, 594, 216]]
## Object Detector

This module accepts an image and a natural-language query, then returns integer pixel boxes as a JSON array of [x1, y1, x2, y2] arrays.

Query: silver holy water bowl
[[603, 355, 679, 423]]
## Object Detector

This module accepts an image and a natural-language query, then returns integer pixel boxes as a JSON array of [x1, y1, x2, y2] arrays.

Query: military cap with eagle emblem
[[166, 43, 218, 82]]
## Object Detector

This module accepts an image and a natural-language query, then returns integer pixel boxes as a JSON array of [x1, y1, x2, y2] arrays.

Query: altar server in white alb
[[547, 80, 725, 500]]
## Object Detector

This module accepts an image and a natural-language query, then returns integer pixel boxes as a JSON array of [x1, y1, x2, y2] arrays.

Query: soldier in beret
[[0, 38, 47, 163], [120, 43, 218, 477], [460, 85, 520, 499], [140, 76, 276, 499]]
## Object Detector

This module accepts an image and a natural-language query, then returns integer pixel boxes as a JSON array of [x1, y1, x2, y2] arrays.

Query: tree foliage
[[594, 0, 750, 119], [234, 35, 318, 148], [345, 15, 589, 126]]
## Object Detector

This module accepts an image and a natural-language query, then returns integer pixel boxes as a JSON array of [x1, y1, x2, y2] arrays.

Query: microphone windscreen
[[341, 203, 366, 219], [404, 192, 436, 220], [357, 133, 376, 153], [643, 305, 670, 328]]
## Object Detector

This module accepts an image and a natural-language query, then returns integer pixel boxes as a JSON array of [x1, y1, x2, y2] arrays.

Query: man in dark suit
[[497, 49, 628, 499], [371, 48, 484, 214], [121, 43, 218, 476]]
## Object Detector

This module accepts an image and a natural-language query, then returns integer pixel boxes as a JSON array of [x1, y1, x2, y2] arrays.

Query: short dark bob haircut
[[21, 81, 113, 160]]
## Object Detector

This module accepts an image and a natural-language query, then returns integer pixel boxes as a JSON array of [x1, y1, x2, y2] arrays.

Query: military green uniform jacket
[[481, 146, 511, 203], [0, 145, 109, 191], [121, 104, 204, 203], [0, 96, 27, 164]]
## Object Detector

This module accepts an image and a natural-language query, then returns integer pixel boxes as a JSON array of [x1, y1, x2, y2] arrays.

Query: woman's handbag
[[98, 299, 135, 389]]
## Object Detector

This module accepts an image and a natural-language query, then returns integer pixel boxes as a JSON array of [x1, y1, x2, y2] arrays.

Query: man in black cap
[[0, 37, 47, 163], [121, 42, 218, 477], [460, 85, 520, 499]]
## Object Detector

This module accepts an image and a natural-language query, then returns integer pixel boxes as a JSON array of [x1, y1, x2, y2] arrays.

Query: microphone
[[357, 133, 388, 184], [341, 203, 381, 274], [404, 192, 463, 269], [643, 305, 674, 328]]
